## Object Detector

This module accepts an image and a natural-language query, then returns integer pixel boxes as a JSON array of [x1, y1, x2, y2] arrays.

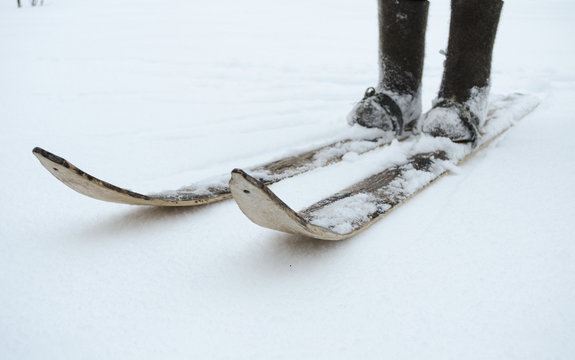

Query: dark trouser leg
[[379, 0, 429, 131], [348, 0, 429, 136], [422, 0, 504, 144], [440, 0, 503, 103]]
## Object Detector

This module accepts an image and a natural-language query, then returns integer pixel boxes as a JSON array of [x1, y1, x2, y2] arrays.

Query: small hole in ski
[[243, 189, 250, 194], [53, 168, 58, 171]]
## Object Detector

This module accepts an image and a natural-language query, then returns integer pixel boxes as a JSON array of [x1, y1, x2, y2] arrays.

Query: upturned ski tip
[[231, 168, 267, 190], [32, 147, 228, 206], [32, 146, 159, 205], [33, 147, 71, 168], [229, 168, 350, 241]]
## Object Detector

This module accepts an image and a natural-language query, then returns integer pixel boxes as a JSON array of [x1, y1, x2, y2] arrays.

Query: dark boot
[[348, 0, 429, 136], [422, 0, 504, 144]]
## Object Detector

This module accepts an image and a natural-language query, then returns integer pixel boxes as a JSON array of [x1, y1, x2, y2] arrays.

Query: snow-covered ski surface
[[3, 0, 575, 358], [33, 134, 395, 206], [231, 94, 539, 240]]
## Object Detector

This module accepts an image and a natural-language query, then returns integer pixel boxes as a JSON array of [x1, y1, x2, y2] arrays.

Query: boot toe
[[347, 89, 403, 134], [421, 105, 476, 143]]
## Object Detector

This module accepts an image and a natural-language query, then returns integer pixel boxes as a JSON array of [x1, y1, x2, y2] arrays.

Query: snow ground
[[1, 0, 575, 358]]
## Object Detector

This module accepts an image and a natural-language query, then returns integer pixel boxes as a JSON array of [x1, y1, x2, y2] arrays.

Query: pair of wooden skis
[[33, 94, 538, 240]]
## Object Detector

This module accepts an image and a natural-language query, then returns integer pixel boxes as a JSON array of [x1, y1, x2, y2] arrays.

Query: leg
[[348, 0, 429, 136], [422, 0, 504, 144]]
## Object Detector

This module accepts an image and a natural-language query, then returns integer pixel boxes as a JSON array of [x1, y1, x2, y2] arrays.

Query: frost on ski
[[381, 161, 442, 201], [302, 152, 450, 235], [306, 193, 391, 234], [158, 174, 231, 201]]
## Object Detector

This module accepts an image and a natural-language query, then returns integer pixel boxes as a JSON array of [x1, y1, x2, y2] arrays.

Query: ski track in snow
[[2, 0, 575, 358]]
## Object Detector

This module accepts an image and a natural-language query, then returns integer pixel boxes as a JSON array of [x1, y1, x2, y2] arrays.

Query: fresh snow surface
[[2, 0, 575, 358]]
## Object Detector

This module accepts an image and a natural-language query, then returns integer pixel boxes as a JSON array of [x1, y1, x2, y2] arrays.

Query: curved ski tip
[[231, 168, 247, 177], [230, 168, 348, 241], [32, 147, 70, 168], [32, 146, 50, 158], [230, 168, 265, 189]]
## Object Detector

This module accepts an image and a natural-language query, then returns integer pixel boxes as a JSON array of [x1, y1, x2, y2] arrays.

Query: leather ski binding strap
[[434, 98, 481, 146], [363, 87, 404, 136]]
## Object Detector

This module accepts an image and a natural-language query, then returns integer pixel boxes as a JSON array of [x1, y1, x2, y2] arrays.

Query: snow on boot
[[347, 87, 403, 134], [421, 0, 503, 145], [348, 0, 429, 136], [422, 97, 482, 144]]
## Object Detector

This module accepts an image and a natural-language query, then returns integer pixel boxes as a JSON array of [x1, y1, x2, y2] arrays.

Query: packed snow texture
[[307, 193, 390, 234], [2, 0, 575, 359]]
